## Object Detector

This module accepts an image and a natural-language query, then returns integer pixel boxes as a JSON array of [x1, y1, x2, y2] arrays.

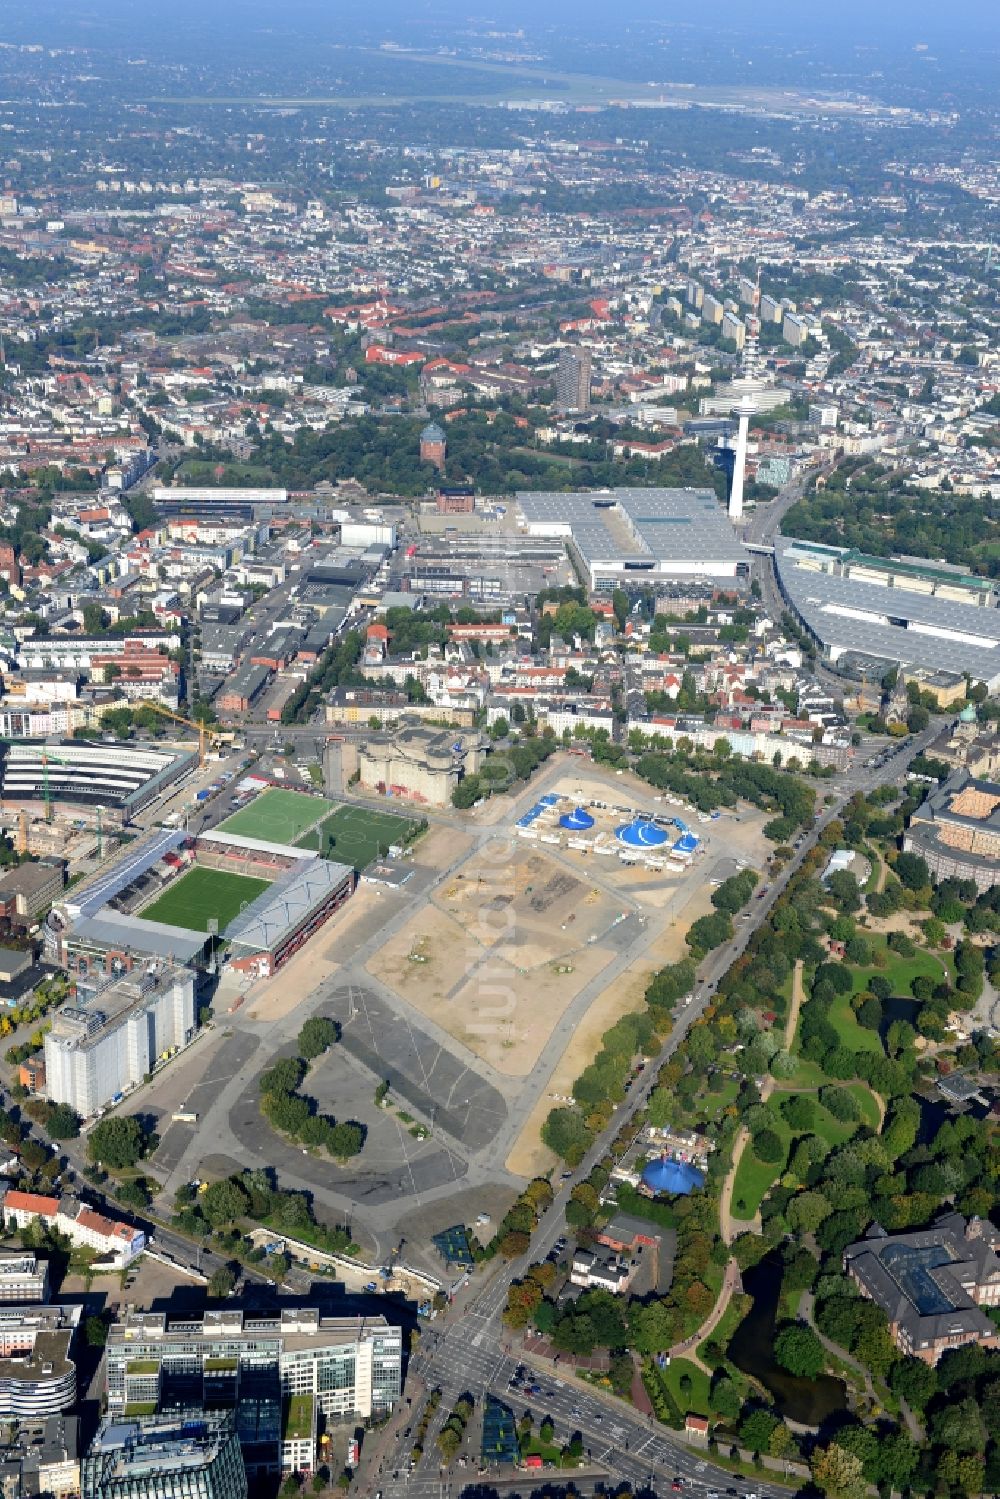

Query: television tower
[[728, 270, 762, 522]]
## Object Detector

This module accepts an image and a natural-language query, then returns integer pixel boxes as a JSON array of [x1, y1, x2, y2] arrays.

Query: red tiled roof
[[4, 1190, 58, 1215]]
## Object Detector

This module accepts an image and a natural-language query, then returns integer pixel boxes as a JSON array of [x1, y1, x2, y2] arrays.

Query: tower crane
[[136, 701, 221, 766]]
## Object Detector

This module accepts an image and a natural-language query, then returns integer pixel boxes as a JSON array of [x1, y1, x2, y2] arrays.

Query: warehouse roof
[[516, 487, 746, 567], [776, 538, 1000, 683]]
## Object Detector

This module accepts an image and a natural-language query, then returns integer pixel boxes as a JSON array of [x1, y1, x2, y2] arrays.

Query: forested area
[[783, 458, 1000, 573]]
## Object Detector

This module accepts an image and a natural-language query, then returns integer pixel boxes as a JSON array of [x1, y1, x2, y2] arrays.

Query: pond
[[727, 1257, 847, 1426], [912, 1091, 952, 1146], [878, 993, 919, 1044]]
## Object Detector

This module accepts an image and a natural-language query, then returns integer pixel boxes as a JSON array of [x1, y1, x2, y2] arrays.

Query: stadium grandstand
[[224, 858, 354, 979], [0, 741, 195, 825]]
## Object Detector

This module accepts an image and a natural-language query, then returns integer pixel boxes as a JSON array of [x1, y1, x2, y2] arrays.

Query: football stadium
[[51, 789, 356, 981]]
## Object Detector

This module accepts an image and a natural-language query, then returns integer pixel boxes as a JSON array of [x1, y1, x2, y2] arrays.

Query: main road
[[375, 722, 943, 1499]]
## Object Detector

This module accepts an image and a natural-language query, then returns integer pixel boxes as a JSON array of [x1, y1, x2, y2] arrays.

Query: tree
[[115, 1178, 151, 1211], [810, 1442, 868, 1499], [774, 1324, 825, 1379], [209, 1265, 236, 1298], [710, 1376, 741, 1421], [259, 1057, 306, 1096], [786, 1191, 833, 1234], [327, 1121, 364, 1161], [894, 851, 930, 891], [739, 1408, 778, 1454], [200, 1178, 250, 1226], [930, 1396, 986, 1454], [540, 1106, 593, 1166], [88, 1115, 145, 1169], [627, 1298, 673, 1355], [297, 1016, 339, 1060], [753, 1128, 784, 1163], [84, 1314, 110, 1347], [780, 1094, 815, 1131], [826, 871, 861, 913], [46, 1103, 80, 1139]]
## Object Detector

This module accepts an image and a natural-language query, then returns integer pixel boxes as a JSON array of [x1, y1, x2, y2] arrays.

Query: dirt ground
[[366, 880, 619, 1076], [409, 824, 473, 870], [505, 960, 655, 1177], [504, 878, 717, 1176], [61, 1254, 198, 1313], [433, 839, 622, 949]]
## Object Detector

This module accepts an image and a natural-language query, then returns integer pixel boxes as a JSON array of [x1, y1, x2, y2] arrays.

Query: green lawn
[[701, 1077, 741, 1119], [295, 801, 419, 870], [218, 787, 335, 844], [828, 988, 884, 1054], [849, 941, 950, 997], [142, 866, 271, 932], [660, 1357, 710, 1418], [521, 1436, 564, 1464], [730, 1085, 878, 1222]]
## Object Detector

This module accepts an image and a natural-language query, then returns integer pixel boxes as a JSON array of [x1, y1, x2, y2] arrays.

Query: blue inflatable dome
[[560, 807, 595, 831], [641, 1156, 705, 1196], [616, 819, 669, 849]]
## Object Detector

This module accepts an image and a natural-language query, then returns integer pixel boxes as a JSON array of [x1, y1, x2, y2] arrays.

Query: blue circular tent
[[641, 1156, 705, 1196], [616, 819, 669, 849], [560, 807, 595, 831]]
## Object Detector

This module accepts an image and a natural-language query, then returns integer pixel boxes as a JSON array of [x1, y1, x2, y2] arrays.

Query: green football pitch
[[295, 802, 418, 870], [142, 867, 271, 933], [217, 788, 335, 845]]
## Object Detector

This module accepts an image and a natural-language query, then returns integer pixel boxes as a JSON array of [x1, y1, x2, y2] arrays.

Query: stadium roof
[[69, 910, 207, 963], [67, 828, 188, 920], [225, 859, 353, 954], [777, 538, 1000, 684], [199, 829, 318, 861]]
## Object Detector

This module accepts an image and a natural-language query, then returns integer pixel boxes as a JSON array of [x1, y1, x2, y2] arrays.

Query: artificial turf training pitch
[[141, 866, 271, 933], [295, 801, 417, 869], [217, 787, 335, 844]]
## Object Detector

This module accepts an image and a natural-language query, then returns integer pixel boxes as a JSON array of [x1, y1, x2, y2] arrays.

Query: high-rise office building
[[81, 1412, 246, 1499], [44, 963, 195, 1118], [105, 1308, 402, 1476], [556, 348, 592, 412]]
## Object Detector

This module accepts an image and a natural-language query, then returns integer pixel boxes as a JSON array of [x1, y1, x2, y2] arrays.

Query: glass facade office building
[[105, 1310, 402, 1474], [81, 1412, 246, 1499]]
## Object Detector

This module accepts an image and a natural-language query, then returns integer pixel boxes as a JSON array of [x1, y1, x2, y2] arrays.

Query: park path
[[669, 1258, 743, 1375], [785, 958, 804, 1048], [800, 1291, 923, 1442], [718, 961, 802, 1246]]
